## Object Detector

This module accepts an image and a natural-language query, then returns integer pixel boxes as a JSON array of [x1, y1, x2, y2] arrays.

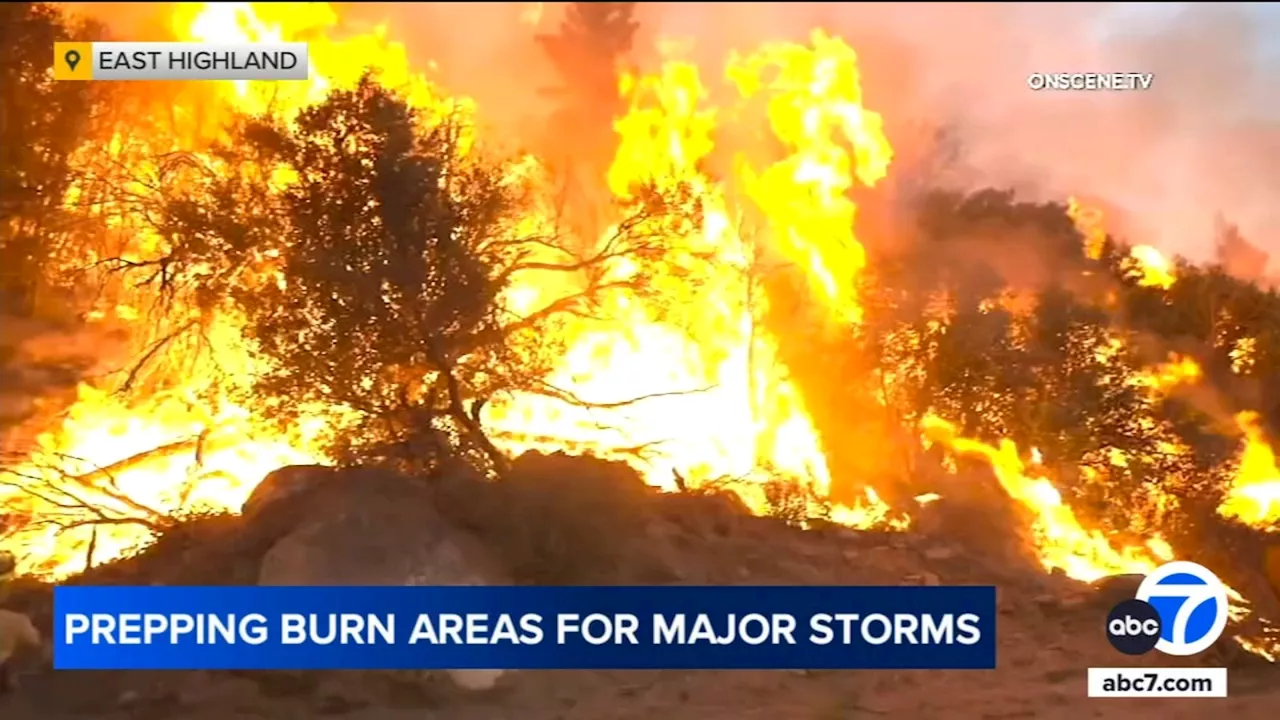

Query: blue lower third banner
[[53, 585, 997, 670]]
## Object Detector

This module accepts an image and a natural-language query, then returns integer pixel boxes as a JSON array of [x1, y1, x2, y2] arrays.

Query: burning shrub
[[231, 76, 523, 472], [130, 66, 693, 483], [762, 477, 823, 527], [140, 74, 551, 476], [844, 190, 1249, 539]]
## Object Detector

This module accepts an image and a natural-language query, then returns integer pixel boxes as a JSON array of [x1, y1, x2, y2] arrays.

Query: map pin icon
[[65, 49, 81, 71]]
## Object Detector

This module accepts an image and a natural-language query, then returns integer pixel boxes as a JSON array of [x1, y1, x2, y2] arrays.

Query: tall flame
[[2, 5, 904, 577], [728, 30, 891, 324], [486, 32, 896, 523]]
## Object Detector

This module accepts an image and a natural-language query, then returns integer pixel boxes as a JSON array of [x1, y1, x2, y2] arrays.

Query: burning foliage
[[0, 1, 1278, 662]]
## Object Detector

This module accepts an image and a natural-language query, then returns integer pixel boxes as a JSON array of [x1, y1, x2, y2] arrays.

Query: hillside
[[1, 459, 1278, 719]]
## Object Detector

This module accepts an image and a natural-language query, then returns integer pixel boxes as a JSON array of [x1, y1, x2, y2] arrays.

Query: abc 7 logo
[[1105, 561, 1230, 656]]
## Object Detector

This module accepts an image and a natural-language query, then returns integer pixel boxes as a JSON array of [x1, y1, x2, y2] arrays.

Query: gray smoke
[[70, 2, 1280, 267]]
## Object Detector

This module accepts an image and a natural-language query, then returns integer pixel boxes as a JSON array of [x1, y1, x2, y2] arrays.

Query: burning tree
[[856, 191, 1241, 527], [535, 2, 640, 238], [0, 2, 108, 316], [537, 1, 639, 149], [205, 78, 523, 471], [116, 72, 691, 477]]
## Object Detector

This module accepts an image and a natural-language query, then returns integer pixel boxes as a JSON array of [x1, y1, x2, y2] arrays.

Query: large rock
[[1089, 573, 1145, 608], [250, 465, 511, 692], [241, 465, 340, 527], [0, 608, 42, 692]]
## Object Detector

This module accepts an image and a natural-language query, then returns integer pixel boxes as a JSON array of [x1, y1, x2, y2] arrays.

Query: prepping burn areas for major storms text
[[64, 611, 985, 647]]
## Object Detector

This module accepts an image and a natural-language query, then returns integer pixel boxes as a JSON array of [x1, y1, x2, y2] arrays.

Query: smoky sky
[[64, 2, 1280, 268], [626, 2, 1280, 267]]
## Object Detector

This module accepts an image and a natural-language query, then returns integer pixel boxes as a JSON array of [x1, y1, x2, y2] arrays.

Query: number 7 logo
[[1135, 561, 1229, 657]]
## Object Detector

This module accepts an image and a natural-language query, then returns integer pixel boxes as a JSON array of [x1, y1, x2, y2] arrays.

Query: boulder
[[1089, 573, 1145, 608], [223, 465, 342, 566], [254, 466, 512, 692], [0, 608, 42, 693], [241, 465, 340, 524]]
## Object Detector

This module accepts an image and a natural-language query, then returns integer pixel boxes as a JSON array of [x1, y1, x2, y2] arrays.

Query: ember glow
[[0, 4, 1277, 660]]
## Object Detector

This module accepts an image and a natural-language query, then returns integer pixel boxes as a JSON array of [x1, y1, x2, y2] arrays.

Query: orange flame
[[921, 414, 1172, 582], [1067, 196, 1107, 260], [1126, 245, 1177, 290], [487, 32, 897, 524], [1135, 353, 1203, 394], [3, 5, 906, 577], [1219, 411, 1280, 528]]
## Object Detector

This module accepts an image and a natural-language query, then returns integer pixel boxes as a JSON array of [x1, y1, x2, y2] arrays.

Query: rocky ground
[[1, 460, 1278, 720]]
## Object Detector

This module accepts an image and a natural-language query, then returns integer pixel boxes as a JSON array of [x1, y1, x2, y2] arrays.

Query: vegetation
[[147, 76, 533, 472], [536, 1, 639, 159], [835, 188, 1279, 539], [0, 3, 108, 315], [96, 74, 671, 481], [534, 2, 640, 237], [3, 2, 1278, 564]]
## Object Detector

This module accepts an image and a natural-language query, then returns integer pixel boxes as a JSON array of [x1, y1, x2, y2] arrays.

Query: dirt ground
[[3, 491, 1278, 720]]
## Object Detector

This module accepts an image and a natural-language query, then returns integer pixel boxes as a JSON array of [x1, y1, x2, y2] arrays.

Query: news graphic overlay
[[1025, 72, 1154, 92], [53, 585, 997, 671], [1091, 560, 1231, 698], [1105, 598, 1162, 656], [1087, 667, 1228, 699], [55, 42, 308, 81], [1126, 560, 1230, 657]]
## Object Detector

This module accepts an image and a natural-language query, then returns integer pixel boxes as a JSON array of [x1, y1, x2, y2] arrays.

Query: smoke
[[63, 2, 1280, 267], [332, 2, 554, 136], [624, 2, 1280, 267], [371, 2, 1280, 267]]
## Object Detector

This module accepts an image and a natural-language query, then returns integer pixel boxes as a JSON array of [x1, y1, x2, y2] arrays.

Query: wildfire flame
[[1066, 196, 1107, 261], [1126, 245, 1177, 290], [1137, 353, 1203, 394], [1067, 196, 1176, 290], [1220, 411, 1280, 528], [0, 5, 1277, 658], [921, 414, 1172, 582], [485, 30, 899, 525], [2, 6, 905, 577]]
